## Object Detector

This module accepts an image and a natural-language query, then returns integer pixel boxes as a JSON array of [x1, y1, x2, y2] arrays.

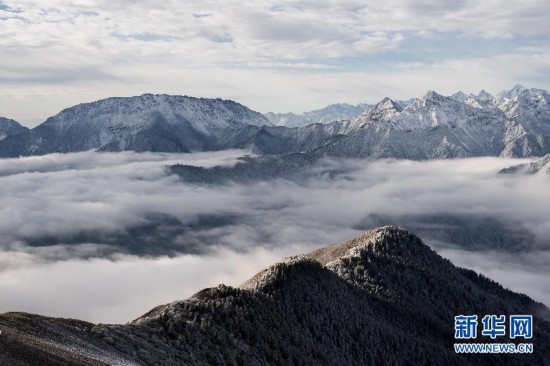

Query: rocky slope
[[1, 226, 549, 365], [0, 117, 28, 141], [316, 86, 549, 159], [499, 154, 550, 175]]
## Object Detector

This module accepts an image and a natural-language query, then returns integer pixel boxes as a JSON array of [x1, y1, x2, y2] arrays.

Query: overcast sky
[[1, 0, 550, 125]]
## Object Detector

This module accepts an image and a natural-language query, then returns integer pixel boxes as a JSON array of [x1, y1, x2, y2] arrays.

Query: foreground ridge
[[1, 226, 549, 365]]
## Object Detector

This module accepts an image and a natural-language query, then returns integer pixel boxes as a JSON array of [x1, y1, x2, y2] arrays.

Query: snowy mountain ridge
[[499, 153, 550, 175], [0, 85, 549, 159], [44, 94, 270, 135], [265, 102, 370, 127], [0, 117, 28, 141], [318, 85, 550, 159], [0, 94, 271, 156], [354, 89, 508, 131]]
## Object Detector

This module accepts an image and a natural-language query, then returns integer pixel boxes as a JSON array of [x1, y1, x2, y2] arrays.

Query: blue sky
[[1, 0, 550, 126]]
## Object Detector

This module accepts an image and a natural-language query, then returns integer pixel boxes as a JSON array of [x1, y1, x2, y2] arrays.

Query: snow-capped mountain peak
[[477, 90, 494, 102], [0, 94, 272, 156], [353, 97, 402, 128], [265, 102, 370, 127], [450, 91, 468, 102], [379, 97, 402, 110], [44, 94, 270, 134], [349, 87, 511, 138], [372, 97, 402, 116], [421, 90, 446, 105], [508, 84, 527, 97], [0, 117, 28, 141], [494, 84, 546, 102]]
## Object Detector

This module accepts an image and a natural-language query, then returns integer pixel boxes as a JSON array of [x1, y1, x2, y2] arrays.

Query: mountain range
[[1, 85, 549, 159], [264, 103, 370, 127], [1, 226, 548, 365]]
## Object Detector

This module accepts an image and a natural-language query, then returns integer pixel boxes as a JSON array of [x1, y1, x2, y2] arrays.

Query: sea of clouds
[[0, 151, 548, 323]]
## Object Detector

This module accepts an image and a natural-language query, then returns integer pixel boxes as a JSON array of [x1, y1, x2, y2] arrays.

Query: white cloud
[[3, 56, 550, 126], [0, 152, 549, 323], [0, 150, 247, 243], [0, 247, 289, 323], [1, 0, 550, 121]]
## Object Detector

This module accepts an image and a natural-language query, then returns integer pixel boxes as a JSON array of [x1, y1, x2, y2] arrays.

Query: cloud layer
[[1, 1, 550, 123], [0, 151, 549, 322], [0, 247, 290, 324]]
